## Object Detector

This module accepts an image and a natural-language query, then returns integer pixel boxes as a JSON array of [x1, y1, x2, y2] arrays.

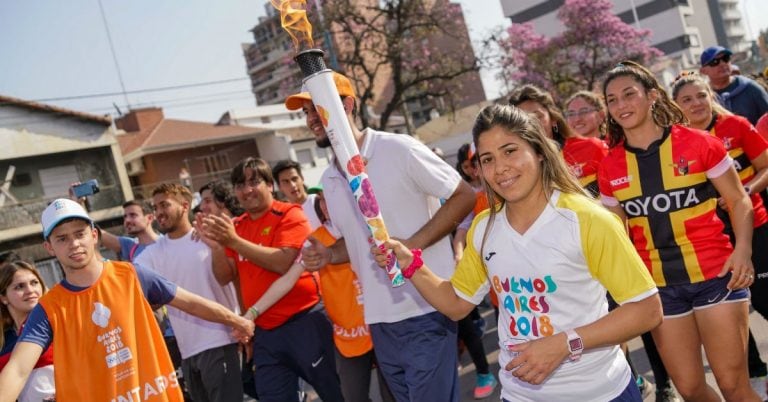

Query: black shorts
[[658, 273, 749, 318]]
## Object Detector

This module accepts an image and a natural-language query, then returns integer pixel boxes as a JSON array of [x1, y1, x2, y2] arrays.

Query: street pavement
[[301, 305, 768, 401]]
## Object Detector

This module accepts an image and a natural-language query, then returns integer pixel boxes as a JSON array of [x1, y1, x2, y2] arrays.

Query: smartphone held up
[[71, 179, 100, 198]]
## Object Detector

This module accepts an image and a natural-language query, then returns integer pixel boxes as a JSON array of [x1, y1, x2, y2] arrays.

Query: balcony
[[720, 9, 742, 21], [0, 198, 48, 232], [725, 25, 747, 38], [251, 69, 296, 94], [0, 177, 125, 242], [0, 196, 122, 242], [247, 48, 292, 76]]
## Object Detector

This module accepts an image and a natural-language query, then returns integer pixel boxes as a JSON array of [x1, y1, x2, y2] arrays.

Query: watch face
[[569, 337, 583, 351]]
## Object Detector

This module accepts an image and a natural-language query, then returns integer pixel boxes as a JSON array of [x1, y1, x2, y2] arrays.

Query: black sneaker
[[655, 385, 680, 402]]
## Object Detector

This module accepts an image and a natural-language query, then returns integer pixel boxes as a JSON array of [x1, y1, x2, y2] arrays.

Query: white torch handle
[[303, 70, 405, 287]]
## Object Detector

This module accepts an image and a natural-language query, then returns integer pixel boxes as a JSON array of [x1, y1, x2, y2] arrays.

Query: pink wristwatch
[[566, 329, 583, 361]]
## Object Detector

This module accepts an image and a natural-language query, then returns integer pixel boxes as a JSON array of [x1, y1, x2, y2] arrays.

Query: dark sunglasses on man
[[707, 54, 731, 67]]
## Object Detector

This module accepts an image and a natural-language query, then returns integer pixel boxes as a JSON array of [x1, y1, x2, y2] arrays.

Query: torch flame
[[269, 0, 314, 51]]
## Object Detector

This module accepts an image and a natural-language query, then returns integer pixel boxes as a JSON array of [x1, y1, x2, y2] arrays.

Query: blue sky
[[0, 0, 506, 123], [0, 1, 764, 123], [0, 1, 266, 121]]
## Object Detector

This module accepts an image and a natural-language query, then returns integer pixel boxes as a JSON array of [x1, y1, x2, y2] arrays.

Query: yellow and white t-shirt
[[451, 190, 657, 402]]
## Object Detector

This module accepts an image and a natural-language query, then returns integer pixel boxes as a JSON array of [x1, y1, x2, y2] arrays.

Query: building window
[[296, 149, 315, 168], [218, 154, 229, 171], [203, 154, 230, 174], [688, 33, 700, 47], [11, 173, 32, 187], [319, 147, 332, 165], [38, 165, 79, 198]]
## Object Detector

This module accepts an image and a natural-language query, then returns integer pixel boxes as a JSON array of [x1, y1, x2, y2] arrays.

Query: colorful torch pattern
[[269, 0, 404, 288], [296, 51, 404, 287]]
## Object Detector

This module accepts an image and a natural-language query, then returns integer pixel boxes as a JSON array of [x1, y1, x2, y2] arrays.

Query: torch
[[272, 1, 404, 287]]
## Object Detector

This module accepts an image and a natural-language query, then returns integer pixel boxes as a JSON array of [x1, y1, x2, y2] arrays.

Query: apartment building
[[499, 0, 751, 69], [242, 0, 485, 129], [242, 3, 307, 107]]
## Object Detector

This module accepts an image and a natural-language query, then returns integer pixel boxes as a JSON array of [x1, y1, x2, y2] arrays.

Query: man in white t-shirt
[[134, 183, 242, 402], [288, 72, 475, 401]]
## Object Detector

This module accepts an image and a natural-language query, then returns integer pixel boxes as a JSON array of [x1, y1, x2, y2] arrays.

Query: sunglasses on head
[[671, 71, 697, 85], [706, 54, 731, 67]]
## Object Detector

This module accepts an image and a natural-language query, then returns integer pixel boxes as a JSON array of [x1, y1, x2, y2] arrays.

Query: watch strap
[[565, 329, 583, 361]]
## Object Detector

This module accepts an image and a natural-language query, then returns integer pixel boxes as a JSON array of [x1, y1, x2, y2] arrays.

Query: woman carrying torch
[[372, 104, 662, 401]]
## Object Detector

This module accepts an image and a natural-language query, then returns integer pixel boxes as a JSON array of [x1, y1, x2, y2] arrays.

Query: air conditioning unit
[[126, 159, 145, 176]]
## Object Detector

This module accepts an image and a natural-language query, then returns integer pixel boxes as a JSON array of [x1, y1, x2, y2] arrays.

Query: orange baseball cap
[[284, 72, 356, 110]]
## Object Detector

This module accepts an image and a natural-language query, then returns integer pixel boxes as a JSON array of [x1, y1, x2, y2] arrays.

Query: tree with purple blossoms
[[497, 0, 662, 99], [319, 0, 481, 130]]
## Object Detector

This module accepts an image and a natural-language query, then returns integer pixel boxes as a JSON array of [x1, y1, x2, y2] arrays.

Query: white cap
[[41, 198, 92, 238]]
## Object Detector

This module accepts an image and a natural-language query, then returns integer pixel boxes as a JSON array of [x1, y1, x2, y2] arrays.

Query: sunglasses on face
[[706, 54, 731, 67]]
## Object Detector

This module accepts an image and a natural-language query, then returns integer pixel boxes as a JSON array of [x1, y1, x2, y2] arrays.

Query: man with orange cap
[[287, 72, 475, 402]]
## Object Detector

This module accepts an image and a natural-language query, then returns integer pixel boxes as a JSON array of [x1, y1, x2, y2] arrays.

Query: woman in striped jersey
[[599, 61, 759, 402]]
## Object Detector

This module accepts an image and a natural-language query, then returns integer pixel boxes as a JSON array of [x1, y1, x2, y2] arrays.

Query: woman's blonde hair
[[0, 261, 47, 350], [471, 104, 590, 257]]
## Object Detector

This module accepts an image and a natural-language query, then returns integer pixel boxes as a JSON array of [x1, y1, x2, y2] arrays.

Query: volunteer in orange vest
[[0, 199, 254, 402]]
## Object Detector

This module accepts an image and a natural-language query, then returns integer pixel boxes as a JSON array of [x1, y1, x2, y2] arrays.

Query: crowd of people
[[0, 44, 768, 402]]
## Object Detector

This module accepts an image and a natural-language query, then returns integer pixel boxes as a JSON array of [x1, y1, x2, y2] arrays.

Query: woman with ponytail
[[672, 72, 768, 315], [373, 104, 661, 401], [673, 73, 768, 397], [598, 61, 760, 401]]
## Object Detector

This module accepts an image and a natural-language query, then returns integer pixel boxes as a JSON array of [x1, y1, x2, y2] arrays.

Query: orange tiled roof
[[118, 118, 268, 160]]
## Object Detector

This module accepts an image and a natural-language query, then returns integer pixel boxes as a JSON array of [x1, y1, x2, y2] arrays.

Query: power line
[[79, 89, 255, 112], [0, 92, 257, 126], [97, 0, 130, 108], [154, 94, 257, 111], [1, 88, 254, 117], [27, 77, 251, 103]]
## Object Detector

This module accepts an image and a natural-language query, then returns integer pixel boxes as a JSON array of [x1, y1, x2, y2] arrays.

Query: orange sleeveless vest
[[39, 261, 182, 402], [313, 226, 373, 358], [473, 191, 490, 216]]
